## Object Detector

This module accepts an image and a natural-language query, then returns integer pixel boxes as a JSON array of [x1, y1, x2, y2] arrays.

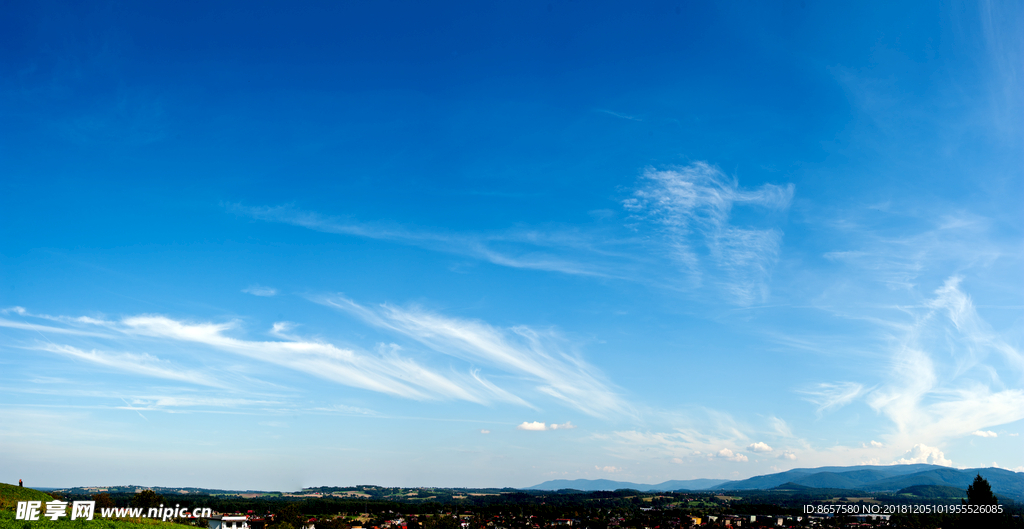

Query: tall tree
[[959, 474, 1002, 529], [965, 474, 998, 506]]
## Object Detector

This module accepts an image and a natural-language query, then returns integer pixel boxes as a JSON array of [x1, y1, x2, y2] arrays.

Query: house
[[209, 515, 250, 529]]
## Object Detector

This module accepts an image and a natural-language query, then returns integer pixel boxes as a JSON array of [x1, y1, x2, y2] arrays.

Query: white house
[[209, 515, 250, 529]]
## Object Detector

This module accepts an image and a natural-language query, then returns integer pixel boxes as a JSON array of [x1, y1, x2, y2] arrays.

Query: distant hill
[[0, 483, 55, 510], [710, 464, 942, 490], [525, 478, 727, 492], [526, 465, 1024, 500]]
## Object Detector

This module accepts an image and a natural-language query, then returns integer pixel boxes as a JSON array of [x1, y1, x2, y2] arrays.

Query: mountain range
[[527, 465, 1024, 499]]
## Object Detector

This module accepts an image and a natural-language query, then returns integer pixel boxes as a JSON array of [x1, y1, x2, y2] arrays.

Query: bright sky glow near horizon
[[1, 1, 1023, 491]]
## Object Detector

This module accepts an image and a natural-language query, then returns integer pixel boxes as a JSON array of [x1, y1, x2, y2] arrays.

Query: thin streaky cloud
[[242, 285, 278, 297], [228, 162, 795, 304], [33, 343, 224, 387], [116, 315, 515, 404], [230, 203, 615, 279], [318, 296, 630, 418], [0, 317, 113, 338], [799, 382, 867, 415], [595, 109, 643, 121], [2, 309, 535, 409]]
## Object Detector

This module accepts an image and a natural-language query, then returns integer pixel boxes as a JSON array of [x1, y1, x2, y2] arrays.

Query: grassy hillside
[[0, 483, 55, 511], [0, 509, 186, 529]]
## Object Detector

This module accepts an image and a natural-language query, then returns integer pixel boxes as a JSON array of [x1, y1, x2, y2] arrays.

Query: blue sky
[[1, 0, 1022, 490]]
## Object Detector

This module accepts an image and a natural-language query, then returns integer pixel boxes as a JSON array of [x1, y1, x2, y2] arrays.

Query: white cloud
[[747, 442, 773, 453], [480, 429, 490, 434], [242, 285, 278, 297], [623, 163, 793, 304], [595, 465, 623, 472], [778, 451, 797, 461], [516, 421, 577, 431], [716, 448, 748, 462], [870, 440, 884, 447], [6, 308, 536, 407], [893, 444, 953, 466], [320, 296, 628, 417], [971, 430, 998, 438]]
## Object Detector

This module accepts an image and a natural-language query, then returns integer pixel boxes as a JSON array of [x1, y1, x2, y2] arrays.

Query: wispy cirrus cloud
[[229, 162, 794, 305], [600, 407, 763, 465], [607, 428, 753, 465], [230, 203, 621, 279], [317, 296, 629, 417], [799, 382, 867, 416], [820, 210, 1004, 292], [116, 315, 525, 406], [623, 163, 793, 304], [33, 343, 224, 387], [814, 277, 1024, 449], [3, 302, 624, 416], [2, 308, 529, 406], [242, 285, 278, 297]]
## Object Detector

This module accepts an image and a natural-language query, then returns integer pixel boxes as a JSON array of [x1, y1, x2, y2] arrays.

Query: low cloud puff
[[971, 430, 997, 438], [517, 421, 576, 431], [893, 444, 952, 466], [716, 448, 748, 462], [747, 442, 773, 453]]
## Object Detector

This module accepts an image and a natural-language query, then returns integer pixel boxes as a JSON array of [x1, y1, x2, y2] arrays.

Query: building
[[209, 515, 250, 529]]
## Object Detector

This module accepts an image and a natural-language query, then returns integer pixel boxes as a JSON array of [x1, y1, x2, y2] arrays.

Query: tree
[[130, 490, 165, 510], [92, 493, 116, 510], [958, 474, 1003, 529], [965, 474, 998, 506], [272, 503, 304, 529]]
